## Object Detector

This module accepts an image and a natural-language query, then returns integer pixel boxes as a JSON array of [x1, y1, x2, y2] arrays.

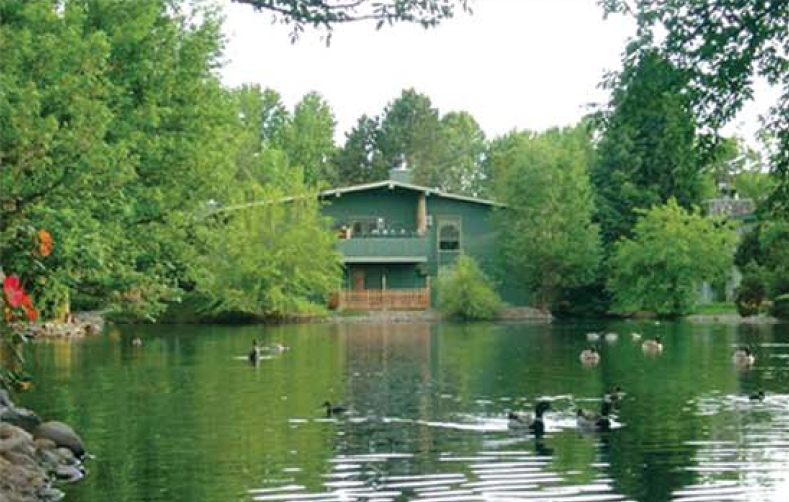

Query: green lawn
[[690, 302, 738, 315]]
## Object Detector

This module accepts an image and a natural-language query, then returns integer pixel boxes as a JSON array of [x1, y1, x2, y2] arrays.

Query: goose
[[605, 386, 624, 404], [577, 400, 613, 431], [323, 401, 348, 417], [508, 401, 552, 435], [630, 332, 642, 341], [248, 340, 262, 363], [586, 332, 601, 342], [131, 337, 142, 347], [733, 346, 755, 366], [580, 347, 601, 365], [604, 332, 619, 342], [749, 390, 765, 402], [642, 336, 663, 353]]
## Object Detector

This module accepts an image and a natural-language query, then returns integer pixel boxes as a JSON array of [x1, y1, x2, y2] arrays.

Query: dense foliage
[[491, 126, 601, 309], [435, 255, 502, 321], [607, 199, 737, 316]]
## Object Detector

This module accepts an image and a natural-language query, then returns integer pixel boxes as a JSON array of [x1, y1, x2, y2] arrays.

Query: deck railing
[[333, 288, 431, 310]]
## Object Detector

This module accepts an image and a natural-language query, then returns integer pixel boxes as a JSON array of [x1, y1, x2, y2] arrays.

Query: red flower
[[2, 277, 37, 322]]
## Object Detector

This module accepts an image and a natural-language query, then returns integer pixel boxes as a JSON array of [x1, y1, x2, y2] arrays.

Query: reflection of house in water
[[699, 194, 756, 304]]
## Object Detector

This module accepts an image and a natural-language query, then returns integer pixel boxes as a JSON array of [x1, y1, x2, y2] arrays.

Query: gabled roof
[[319, 180, 504, 207]]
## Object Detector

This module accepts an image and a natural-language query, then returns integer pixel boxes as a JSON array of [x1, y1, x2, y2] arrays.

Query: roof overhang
[[320, 180, 505, 207], [343, 256, 428, 264]]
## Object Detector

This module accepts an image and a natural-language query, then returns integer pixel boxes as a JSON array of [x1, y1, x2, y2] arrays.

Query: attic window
[[438, 223, 460, 252]]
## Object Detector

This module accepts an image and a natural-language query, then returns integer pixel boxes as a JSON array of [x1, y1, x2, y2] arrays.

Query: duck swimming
[[323, 401, 348, 417], [605, 386, 624, 404], [508, 400, 552, 436], [642, 336, 663, 354], [248, 340, 262, 363], [631, 332, 642, 341], [580, 347, 601, 364], [131, 337, 142, 347], [586, 332, 600, 342], [749, 390, 765, 402], [604, 332, 618, 342], [577, 400, 613, 431], [733, 346, 755, 366]]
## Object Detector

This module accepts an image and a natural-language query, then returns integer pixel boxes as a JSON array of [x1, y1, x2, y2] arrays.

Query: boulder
[[32, 422, 85, 459]]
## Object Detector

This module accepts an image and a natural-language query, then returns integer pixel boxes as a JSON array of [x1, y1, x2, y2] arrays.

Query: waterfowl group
[[508, 400, 552, 435], [580, 347, 601, 364]]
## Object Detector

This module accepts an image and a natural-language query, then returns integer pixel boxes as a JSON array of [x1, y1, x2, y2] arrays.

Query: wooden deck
[[332, 288, 431, 310]]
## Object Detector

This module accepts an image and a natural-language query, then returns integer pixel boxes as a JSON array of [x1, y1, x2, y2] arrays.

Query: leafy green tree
[[196, 182, 342, 319], [1, 0, 238, 320], [492, 126, 601, 309], [601, 0, 789, 218], [235, 0, 469, 40], [377, 88, 443, 183], [282, 92, 337, 185], [592, 50, 710, 246], [334, 114, 386, 185], [608, 199, 737, 316], [436, 254, 502, 321], [434, 111, 486, 196]]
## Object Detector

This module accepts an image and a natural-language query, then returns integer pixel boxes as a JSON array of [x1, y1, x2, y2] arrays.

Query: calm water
[[17, 320, 789, 502]]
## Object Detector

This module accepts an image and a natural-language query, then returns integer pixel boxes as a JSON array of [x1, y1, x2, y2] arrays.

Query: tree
[[234, 0, 469, 40], [377, 88, 443, 184], [282, 92, 337, 185], [592, 50, 711, 246], [334, 114, 386, 185], [0, 0, 238, 320], [601, 0, 789, 218], [434, 111, 487, 196], [607, 199, 737, 316], [492, 126, 602, 309]]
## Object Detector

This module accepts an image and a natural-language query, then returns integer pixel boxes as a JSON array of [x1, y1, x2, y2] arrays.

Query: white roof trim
[[320, 180, 504, 207]]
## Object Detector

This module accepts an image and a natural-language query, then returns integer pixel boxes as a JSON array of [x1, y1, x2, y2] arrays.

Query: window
[[438, 222, 461, 251]]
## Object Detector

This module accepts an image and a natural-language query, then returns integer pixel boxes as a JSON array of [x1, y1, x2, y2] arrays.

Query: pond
[[18, 320, 789, 502]]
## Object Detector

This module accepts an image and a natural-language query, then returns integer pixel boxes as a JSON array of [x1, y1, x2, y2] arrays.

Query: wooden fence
[[332, 288, 431, 310]]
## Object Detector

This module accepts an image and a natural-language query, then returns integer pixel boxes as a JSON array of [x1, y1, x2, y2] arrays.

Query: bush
[[436, 255, 503, 321], [771, 293, 789, 320], [734, 266, 767, 317]]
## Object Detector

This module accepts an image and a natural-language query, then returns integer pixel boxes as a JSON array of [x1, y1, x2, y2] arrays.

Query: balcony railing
[[337, 236, 428, 262], [332, 288, 430, 310], [703, 198, 755, 218]]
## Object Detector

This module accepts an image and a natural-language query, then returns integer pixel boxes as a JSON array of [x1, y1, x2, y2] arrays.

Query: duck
[[642, 336, 663, 353], [323, 401, 348, 417], [576, 400, 613, 431], [630, 332, 642, 341], [732, 346, 755, 366], [265, 343, 288, 352], [605, 386, 624, 404], [580, 346, 601, 365], [749, 390, 765, 402], [248, 340, 262, 363], [508, 400, 552, 436], [604, 332, 619, 342], [131, 337, 143, 347], [586, 332, 600, 342]]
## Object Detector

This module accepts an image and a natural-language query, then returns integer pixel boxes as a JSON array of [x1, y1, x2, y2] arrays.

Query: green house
[[320, 168, 507, 310]]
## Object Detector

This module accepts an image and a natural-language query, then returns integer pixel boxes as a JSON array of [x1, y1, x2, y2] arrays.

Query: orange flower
[[38, 229, 53, 257]]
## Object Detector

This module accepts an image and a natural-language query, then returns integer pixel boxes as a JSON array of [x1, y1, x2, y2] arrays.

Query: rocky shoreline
[[10, 312, 104, 340], [0, 391, 87, 502]]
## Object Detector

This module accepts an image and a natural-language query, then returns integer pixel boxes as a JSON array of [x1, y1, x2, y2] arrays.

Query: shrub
[[734, 271, 766, 317], [436, 255, 503, 321]]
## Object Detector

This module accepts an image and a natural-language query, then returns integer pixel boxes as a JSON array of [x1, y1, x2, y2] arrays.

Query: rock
[[0, 407, 43, 433], [32, 422, 85, 459], [0, 423, 34, 455]]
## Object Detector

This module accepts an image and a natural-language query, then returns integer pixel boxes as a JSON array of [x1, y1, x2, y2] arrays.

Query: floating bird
[[508, 400, 552, 436], [733, 346, 755, 366], [749, 390, 765, 402], [323, 401, 348, 417], [264, 343, 289, 352], [642, 336, 664, 354], [248, 340, 262, 364], [580, 346, 601, 365], [631, 332, 642, 341], [604, 332, 619, 342], [577, 400, 613, 431], [605, 386, 624, 404], [586, 332, 601, 342], [131, 337, 142, 347]]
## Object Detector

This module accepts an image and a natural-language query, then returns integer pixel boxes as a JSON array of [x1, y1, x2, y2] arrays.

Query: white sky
[[219, 0, 778, 146]]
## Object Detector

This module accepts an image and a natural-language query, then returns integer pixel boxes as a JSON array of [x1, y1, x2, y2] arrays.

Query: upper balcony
[[336, 234, 428, 263], [703, 197, 755, 219]]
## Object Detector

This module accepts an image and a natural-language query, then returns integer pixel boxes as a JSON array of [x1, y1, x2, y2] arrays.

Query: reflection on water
[[17, 321, 789, 502]]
